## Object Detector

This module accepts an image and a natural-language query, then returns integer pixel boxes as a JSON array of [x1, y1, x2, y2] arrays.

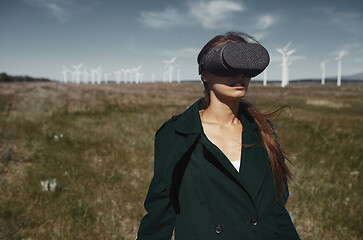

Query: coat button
[[215, 225, 223, 234], [250, 217, 258, 226]]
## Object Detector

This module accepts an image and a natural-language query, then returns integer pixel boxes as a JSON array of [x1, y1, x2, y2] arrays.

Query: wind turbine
[[133, 66, 142, 84], [129, 68, 135, 83], [124, 69, 131, 83], [83, 68, 89, 84], [72, 63, 83, 84], [95, 66, 102, 84], [320, 60, 329, 85], [90, 67, 98, 84], [113, 69, 122, 84], [62, 66, 69, 83], [335, 51, 345, 87], [277, 42, 296, 87], [151, 72, 156, 83], [175, 64, 181, 83], [263, 69, 267, 86], [163, 57, 176, 83]]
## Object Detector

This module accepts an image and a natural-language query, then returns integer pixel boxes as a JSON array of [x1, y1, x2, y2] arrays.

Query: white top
[[231, 160, 241, 172]]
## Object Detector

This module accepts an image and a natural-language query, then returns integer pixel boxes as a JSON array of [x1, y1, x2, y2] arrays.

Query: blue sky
[[1, 0, 362, 82]]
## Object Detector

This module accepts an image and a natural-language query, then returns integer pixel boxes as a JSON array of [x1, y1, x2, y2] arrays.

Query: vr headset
[[198, 41, 270, 77]]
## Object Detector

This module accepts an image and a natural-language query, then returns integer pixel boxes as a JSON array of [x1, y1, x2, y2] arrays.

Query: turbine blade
[[276, 49, 284, 55], [284, 42, 292, 50], [287, 49, 296, 56], [339, 50, 345, 58]]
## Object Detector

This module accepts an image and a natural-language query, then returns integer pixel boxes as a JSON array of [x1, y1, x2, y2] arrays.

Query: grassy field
[[0, 82, 362, 240]]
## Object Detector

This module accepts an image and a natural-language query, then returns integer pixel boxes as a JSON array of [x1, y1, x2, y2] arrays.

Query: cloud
[[189, 0, 245, 29], [138, 8, 184, 29], [23, 0, 99, 23], [310, 6, 362, 35], [342, 43, 361, 50], [257, 15, 274, 29], [160, 47, 200, 58], [138, 0, 245, 29], [330, 42, 363, 57], [316, 6, 361, 22]]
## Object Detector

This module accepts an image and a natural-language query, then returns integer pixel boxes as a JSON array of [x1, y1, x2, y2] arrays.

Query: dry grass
[[0, 82, 362, 239]]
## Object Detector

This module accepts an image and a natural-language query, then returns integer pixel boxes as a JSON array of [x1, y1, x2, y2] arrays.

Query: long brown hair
[[198, 32, 294, 201]]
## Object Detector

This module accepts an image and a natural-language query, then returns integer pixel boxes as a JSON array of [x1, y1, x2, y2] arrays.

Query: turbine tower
[[90, 67, 98, 84], [72, 63, 83, 84], [151, 72, 156, 83], [113, 69, 122, 84], [83, 68, 89, 84], [335, 51, 345, 87], [129, 68, 135, 83], [124, 69, 131, 83], [133, 66, 142, 84], [103, 72, 109, 84], [62, 66, 69, 83], [263, 69, 267, 86], [277, 42, 296, 87], [320, 60, 329, 85], [163, 57, 176, 83], [95, 66, 102, 84], [176, 64, 181, 83]]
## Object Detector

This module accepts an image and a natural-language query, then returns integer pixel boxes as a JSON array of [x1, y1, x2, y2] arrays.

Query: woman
[[137, 32, 300, 239]]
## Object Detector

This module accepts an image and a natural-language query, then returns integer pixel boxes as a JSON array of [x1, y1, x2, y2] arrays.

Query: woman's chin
[[215, 93, 247, 102], [230, 89, 248, 98]]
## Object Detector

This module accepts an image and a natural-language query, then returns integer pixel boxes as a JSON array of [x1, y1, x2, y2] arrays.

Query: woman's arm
[[137, 135, 176, 240]]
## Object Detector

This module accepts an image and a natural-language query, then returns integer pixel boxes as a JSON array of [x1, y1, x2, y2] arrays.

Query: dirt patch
[[306, 99, 350, 108]]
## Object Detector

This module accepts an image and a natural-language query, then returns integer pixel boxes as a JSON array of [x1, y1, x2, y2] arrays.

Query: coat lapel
[[199, 135, 252, 195], [170, 97, 269, 203]]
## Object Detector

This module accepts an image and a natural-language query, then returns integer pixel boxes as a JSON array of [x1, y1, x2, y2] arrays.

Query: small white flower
[[54, 135, 59, 141], [40, 180, 49, 191], [49, 179, 57, 192], [40, 178, 59, 192], [344, 197, 350, 205]]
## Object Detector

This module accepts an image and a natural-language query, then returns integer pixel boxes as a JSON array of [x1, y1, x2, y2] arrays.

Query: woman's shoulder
[[155, 97, 204, 139], [155, 113, 182, 138]]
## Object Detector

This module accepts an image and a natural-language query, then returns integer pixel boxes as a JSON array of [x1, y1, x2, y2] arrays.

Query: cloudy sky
[[1, 0, 362, 82]]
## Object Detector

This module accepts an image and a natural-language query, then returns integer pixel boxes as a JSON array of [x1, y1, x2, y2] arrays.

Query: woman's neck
[[202, 92, 241, 126]]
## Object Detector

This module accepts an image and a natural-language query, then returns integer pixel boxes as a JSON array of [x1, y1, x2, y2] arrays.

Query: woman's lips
[[230, 82, 244, 87]]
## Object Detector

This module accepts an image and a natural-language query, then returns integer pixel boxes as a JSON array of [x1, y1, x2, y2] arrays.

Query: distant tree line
[[0, 72, 51, 82]]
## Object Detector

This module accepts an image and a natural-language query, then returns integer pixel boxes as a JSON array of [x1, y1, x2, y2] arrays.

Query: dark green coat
[[137, 97, 300, 240]]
